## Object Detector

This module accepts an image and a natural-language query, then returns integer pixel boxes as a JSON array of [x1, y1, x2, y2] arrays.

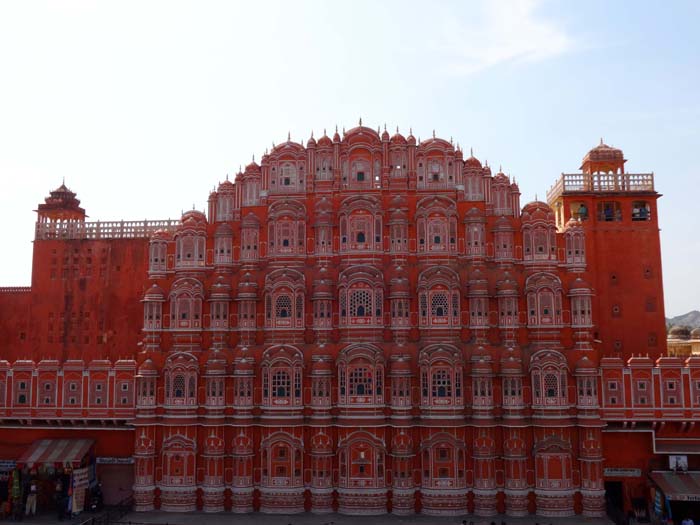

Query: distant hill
[[667, 310, 700, 329]]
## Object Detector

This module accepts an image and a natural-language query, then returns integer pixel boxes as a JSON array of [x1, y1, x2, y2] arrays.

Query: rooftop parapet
[[35, 219, 179, 241], [547, 172, 655, 204]]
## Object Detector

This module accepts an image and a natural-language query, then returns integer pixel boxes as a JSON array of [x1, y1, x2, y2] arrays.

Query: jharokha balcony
[[547, 172, 655, 202]]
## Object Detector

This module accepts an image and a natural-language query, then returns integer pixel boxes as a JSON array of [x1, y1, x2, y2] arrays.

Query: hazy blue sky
[[0, 0, 698, 316]]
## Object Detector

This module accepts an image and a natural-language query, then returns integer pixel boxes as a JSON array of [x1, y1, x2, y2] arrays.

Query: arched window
[[214, 224, 233, 265], [240, 213, 260, 261], [261, 433, 303, 488], [175, 232, 206, 268], [526, 273, 564, 327], [419, 345, 464, 409], [564, 224, 586, 266], [169, 278, 204, 330], [338, 196, 383, 253], [576, 376, 597, 407], [338, 433, 386, 489], [337, 345, 384, 406], [264, 269, 305, 329], [416, 196, 457, 254], [161, 436, 196, 489], [267, 201, 306, 256], [261, 346, 303, 408], [466, 222, 486, 257], [417, 267, 461, 329], [164, 353, 198, 406], [148, 239, 167, 274], [420, 435, 466, 489], [338, 267, 383, 327], [530, 349, 569, 408]]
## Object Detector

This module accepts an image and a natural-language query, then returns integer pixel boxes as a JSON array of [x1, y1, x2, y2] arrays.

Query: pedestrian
[[24, 478, 37, 516]]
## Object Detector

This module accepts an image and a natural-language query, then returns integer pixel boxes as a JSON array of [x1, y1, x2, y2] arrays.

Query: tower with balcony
[[547, 141, 665, 358]]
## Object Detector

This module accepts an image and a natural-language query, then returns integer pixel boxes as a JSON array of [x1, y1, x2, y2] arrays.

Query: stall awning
[[17, 439, 94, 468], [650, 471, 700, 502]]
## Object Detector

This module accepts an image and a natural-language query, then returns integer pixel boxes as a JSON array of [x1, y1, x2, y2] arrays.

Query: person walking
[[24, 479, 37, 517]]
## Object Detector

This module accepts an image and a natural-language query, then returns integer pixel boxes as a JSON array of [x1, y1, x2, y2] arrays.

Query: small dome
[[317, 132, 332, 147], [144, 283, 165, 301], [521, 201, 555, 224], [574, 355, 596, 372], [582, 140, 624, 165], [205, 351, 227, 374], [406, 129, 416, 145], [234, 357, 255, 374], [306, 134, 317, 147], [151, 229, 171, 241], [245, 160, 260, 172], [500, 355, 523, 374], [311, 358, 333, 374], [391, 431, 413, 454], [569, 277, 593, 292], [464, 155, 482, 169], [381, 127, 390, 141], [138, 358, 158, 375], [691, 327, 700, 339], [389, 356, 412, 375], [669, 325, 692, 340], [217, 179, 235, 193], [180, 209, 207, 229], [390, 131, 407, 145], [494, 171, 509, 183]]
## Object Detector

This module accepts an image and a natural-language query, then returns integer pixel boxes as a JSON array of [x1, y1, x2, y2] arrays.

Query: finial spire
[[226, 173, 229, 181], [470, 147, 473, 157], [252, 154, 255, 163], [600, 137, 604, 145], [499, 164, 502, 173], [396, 125, 399, 133], [62, 176, 65, 185], [287, 131, 291, 142], [359, 116, 362, 125], [535, 193, 538, 201], [310, 130, 314, 139], [432, 129, 436, 138], [384, 123, 387, 131]]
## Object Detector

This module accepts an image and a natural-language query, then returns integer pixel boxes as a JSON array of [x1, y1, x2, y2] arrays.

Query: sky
[[0, 0, 698, 316]]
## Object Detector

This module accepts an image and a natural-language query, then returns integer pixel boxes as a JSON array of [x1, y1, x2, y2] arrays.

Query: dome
[[390, 130, 407, 145], [234, 357, 255, 375], [311, 357, 333, 375], [310, 432, 333, 453], [391, 431, 413, 455], [691, 327, 700, 339], [217, 179, 235, 193], [521, 201, 555, 223], [306, 134, 317, 147], [381, 127, 390, 141], [569, 277, 593, 292], [389, 356, 412, 375], [406, 129, 416, 145], [496, 275, 518, 294], [151, 229, 171, 241], [581, 140, 624, 166], [245, 160, 260, 173], [180, 209, 207, 230], [317, 132, 332, 148], [574, 355, 596, 373], [464, 154, 482, 169], [205, 351, 227, 374], [471, 355, 493, 374], [494, 171, 509, 183], [500, 355, 523, 374], [138, 358, 158, 375], [669, 325, 691, 340], [144, 283, 165, 301]]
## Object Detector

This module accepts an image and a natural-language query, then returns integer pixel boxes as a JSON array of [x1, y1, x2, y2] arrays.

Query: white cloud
[[433, 0, 575, 76]]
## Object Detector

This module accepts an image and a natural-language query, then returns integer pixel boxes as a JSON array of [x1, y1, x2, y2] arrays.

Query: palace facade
[[0, 124, 689, 519]]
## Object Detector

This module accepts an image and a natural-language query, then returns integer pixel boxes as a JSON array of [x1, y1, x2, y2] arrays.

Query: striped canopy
[[17, 439, 94, 468]]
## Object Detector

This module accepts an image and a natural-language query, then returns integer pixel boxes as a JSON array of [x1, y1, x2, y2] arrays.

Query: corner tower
[[547, 141, 665, 358]]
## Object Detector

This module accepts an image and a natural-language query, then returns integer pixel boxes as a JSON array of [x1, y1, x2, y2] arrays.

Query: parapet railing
[[547, 172, 655, 202], [35, 220, 179, 241], [0, 287, 31, 293]]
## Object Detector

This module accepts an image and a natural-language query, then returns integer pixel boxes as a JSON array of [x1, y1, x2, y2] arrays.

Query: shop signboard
[[604, 467, 642, 477], [96, 457, 134, 465]]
